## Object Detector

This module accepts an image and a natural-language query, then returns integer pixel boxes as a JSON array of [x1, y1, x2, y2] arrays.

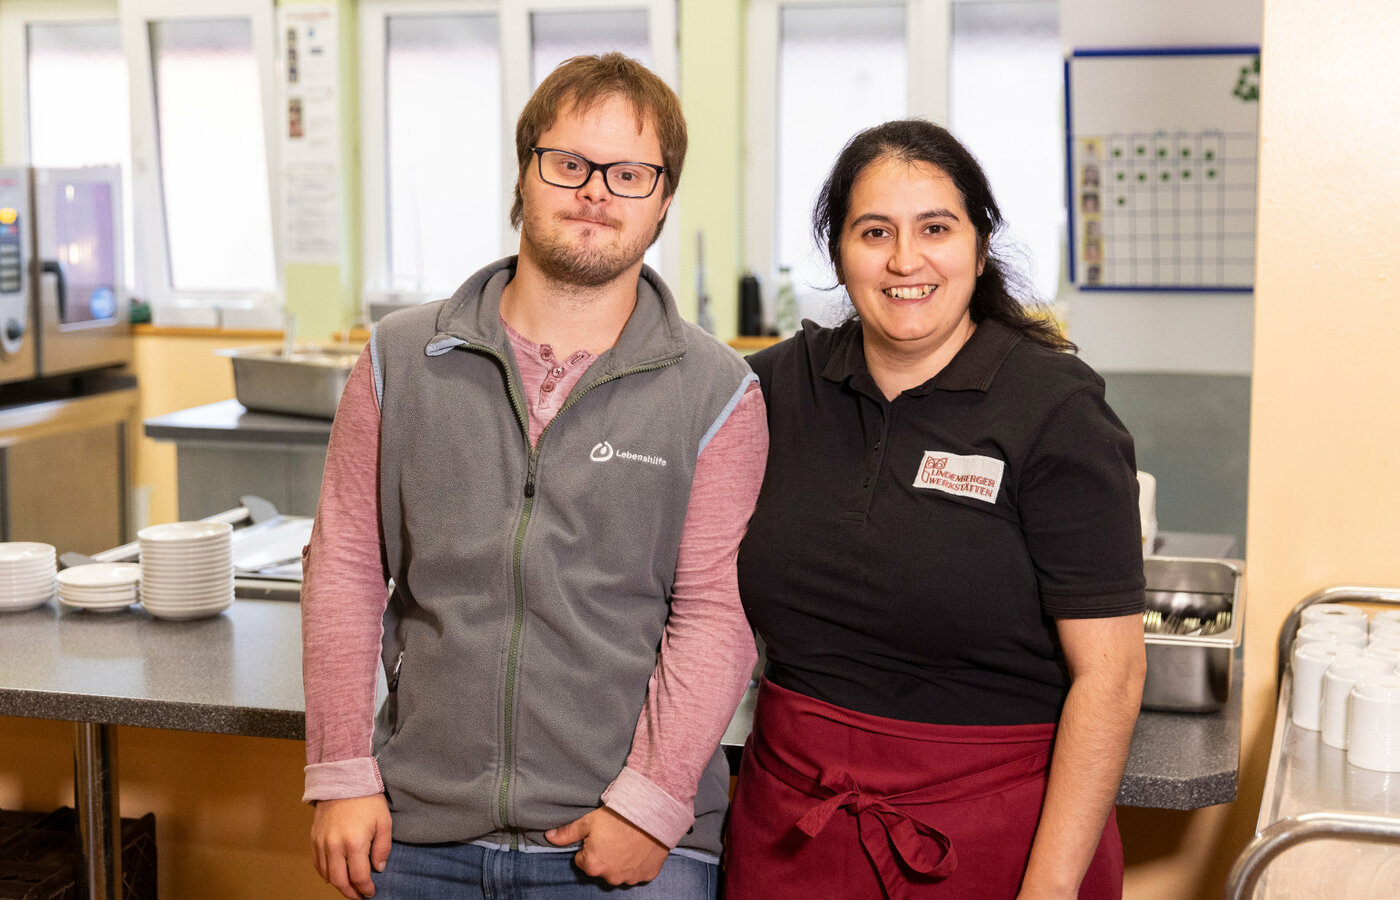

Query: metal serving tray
[[220, 344, 360, 420], [1140, 556, 1246, 713]]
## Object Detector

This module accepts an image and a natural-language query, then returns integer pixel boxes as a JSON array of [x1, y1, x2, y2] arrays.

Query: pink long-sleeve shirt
[[301, 324, 766, 848]]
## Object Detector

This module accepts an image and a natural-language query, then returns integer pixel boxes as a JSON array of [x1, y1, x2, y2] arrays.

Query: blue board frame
[[1064, 46, 1260, 294]]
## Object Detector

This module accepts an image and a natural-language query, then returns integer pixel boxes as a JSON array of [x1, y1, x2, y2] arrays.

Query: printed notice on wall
[[278, 3, 342, 265], [1067, 49, 1260, 292]]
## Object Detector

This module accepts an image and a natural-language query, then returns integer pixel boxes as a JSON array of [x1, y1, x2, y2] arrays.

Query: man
[[301, 53, 765, 899]]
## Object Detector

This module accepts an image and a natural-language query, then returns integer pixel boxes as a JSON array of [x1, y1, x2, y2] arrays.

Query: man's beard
[[522, 209, 655, 288]]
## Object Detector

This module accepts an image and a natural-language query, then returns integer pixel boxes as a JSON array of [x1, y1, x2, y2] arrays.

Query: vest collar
[[427, 256, 689, 375]]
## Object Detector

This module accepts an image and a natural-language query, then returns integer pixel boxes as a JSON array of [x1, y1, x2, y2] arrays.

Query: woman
[[726, 120, 1146, 900]]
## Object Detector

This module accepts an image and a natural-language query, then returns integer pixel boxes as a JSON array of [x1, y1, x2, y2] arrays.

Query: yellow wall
[[128, 329, 281, 528]]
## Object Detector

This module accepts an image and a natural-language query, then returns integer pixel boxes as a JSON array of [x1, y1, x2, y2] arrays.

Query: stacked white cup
[[1301, 603, 1369, 631], [1371, 610, 1400, 642], [1321, 655, 1393, 748], [1366, 640, 1400, 668], [1295, 620, 1369, 651], [1348, 673, 1400, 771], [1293, 641, 1363, 731]]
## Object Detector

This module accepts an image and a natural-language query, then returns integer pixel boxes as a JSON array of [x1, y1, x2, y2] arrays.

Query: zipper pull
[[388, 650, 404, 692], [525, 450, 538, 498]]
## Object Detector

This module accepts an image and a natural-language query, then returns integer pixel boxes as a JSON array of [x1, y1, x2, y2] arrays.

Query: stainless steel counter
[[1226, 587, 1400, 899], [144, 401, 331, 518], [1226, 674, 1400, 899]]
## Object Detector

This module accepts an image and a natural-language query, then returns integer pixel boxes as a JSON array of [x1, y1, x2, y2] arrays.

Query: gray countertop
[[0, 598, 305, 740], [2, 596, 1240, 810], [1116, 655, 1244, 809], [144, 399, 333, 446]]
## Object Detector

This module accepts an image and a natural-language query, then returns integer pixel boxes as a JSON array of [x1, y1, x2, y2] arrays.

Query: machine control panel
[[0, 169, 34, 373], [0, 206, 20, 295]]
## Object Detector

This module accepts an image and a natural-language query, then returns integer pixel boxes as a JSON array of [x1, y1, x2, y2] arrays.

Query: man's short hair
[[511, 52, 687, 231]]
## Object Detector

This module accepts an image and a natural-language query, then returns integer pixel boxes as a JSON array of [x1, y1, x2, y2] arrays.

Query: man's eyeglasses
[[531, 148, 667, 199]]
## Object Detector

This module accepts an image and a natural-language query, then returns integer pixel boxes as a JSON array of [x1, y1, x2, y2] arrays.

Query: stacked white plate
[[0, 542, 57, 612], [138, 521, 235, 620], [57, 563, 141, 613]]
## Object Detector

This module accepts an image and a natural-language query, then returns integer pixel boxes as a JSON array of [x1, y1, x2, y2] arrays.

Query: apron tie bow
[[793, 769, 958, 899]]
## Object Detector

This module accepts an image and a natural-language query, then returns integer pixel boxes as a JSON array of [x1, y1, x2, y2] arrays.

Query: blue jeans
[[370, 842, 718, 899]]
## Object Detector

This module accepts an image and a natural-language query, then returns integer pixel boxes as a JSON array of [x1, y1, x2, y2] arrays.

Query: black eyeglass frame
[[530, 147, 668, 199]]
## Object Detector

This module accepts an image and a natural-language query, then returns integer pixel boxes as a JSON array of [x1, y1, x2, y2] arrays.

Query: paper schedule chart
[[1067, 49, 1260, 291]]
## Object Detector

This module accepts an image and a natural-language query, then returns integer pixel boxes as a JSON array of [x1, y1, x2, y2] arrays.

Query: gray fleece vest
[[369, 257, 754, 855]]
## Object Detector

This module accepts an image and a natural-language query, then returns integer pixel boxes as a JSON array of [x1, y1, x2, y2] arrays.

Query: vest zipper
[[456, 343, 532, 846], [464, 343, 678, 848]]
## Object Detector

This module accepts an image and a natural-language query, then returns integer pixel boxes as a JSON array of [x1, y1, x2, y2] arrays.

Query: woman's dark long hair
[[812, 119, 1074, 351]]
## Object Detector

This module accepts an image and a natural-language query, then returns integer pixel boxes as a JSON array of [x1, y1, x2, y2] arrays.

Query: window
[[529, 9, 650, 86], [747, 0, 1063, 323], [383, 11, 502, 295], [776, 5, 906, 318], [123, 0, 279, 318], [1, 6, 136, 290], [360, 0, 677, 313], [24, 20, 129, 169], [949, 1, 1062, 303], [148, 18, 276, 293]]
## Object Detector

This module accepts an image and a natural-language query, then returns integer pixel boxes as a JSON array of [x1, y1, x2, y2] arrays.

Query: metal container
[[1141, 556, 1245, 713], [220, 344, 360, 419]]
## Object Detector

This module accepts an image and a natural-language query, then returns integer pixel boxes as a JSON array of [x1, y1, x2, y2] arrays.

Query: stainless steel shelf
[[1226, 587, 1400, 900]]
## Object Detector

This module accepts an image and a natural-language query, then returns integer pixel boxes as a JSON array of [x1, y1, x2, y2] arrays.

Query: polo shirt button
[[551, 366, 565, 378], [542, 381, 555, 392]]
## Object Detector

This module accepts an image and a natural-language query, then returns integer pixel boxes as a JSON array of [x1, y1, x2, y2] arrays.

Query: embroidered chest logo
[[590, 440, 667, 467], [912, 451, 1004, 503]]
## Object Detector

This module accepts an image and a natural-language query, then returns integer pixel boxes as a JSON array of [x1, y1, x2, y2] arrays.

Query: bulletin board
[[1066, 48, 1260, 292]]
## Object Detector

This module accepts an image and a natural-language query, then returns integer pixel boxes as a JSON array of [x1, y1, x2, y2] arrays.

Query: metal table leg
[[72, 722, 122, 900]]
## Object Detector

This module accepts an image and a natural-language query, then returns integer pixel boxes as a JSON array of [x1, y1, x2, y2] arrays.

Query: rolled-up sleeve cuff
[[601, 766, 694, 849], [302, 758, 384, 804]]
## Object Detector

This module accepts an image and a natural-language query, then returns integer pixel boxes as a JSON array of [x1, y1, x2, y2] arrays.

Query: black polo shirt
[[737, 318, 1145, 726]]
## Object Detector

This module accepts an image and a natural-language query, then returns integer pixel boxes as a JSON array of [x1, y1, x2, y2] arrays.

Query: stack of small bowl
[[0, 542, 57, 612], [56, 563, 141, 613], [138, 521, 235, 620]]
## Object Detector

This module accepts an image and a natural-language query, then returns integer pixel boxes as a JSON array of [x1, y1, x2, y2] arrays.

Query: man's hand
[[545, 807, 669, 886], [311, 794, 393, 899]]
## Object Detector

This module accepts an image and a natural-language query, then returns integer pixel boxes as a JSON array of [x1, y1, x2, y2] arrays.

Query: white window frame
[[121, 0, 282, 312], [746, 0, 1009, 288], [359, 0, 679, 309], [0, 0, 121, 166]]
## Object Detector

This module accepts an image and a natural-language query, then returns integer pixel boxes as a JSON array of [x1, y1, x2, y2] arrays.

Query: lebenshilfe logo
[[590, 440, 667, 467], [912, 450, 1003, 503]]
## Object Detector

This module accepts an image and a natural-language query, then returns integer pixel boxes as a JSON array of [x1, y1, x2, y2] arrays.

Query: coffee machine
[[0, 165, 131, 386]]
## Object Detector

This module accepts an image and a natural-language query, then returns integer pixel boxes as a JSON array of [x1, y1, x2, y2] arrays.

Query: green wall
[[280, 0, 360, 340], [676, 0, 746, 339]]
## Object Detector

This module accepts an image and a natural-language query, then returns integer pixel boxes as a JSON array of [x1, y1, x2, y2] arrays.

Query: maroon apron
[[724, 679, 1122, 900]]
